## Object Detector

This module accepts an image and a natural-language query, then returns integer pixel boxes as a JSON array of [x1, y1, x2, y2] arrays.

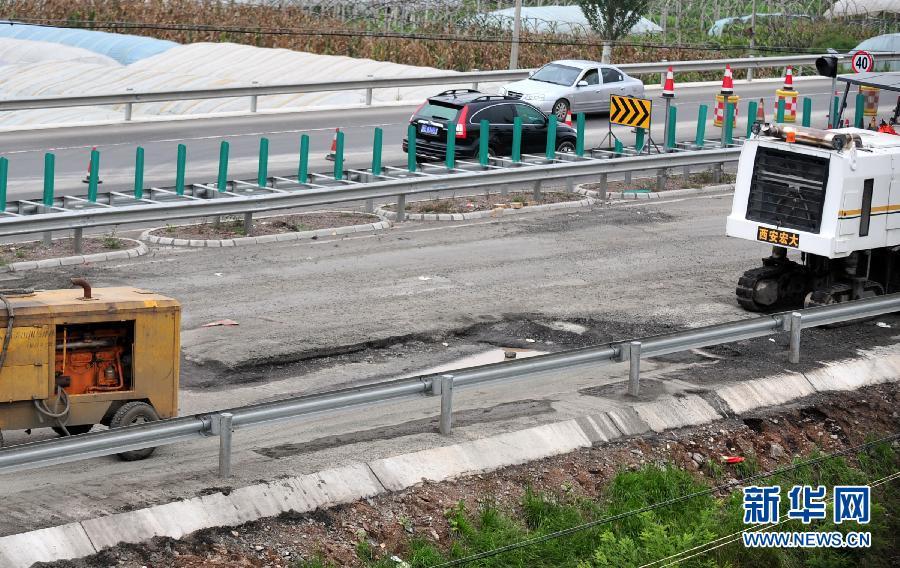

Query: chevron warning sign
[[610, 94, 652, 129]]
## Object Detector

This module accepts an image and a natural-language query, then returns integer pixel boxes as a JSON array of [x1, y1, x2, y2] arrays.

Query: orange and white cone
[[783, 66, 794, 90], [721, 64, 734, 95], [325, 128, 339, 161], [564, 110, 573, 127], [662, 66, 675, 98], [81, 146, 101, 184], [756, 97, 766, 123]]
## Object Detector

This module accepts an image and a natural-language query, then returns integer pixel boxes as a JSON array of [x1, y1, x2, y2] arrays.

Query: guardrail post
[[545, 115, 557, 160], [776, 98, 785, 124], [334, 131, 344, 180], [695, 104, 707, 148], [446, 121, 457, 170], [87, 148, 100, 203], [479, 119, 490, 167], [257, 137, 269, 187], [42, 152, 54, 246], [73, 228, 83, 255], [854, 92, 865, 128], [298, 134, 309, 184], [512, 117, 522, 163], [0, 156, 7, 212], [746, 100, 757, 139], [134, 146, 145, 199], [407, 124, 417, 173], [244, 212, 253, 237], [439, 374, 454, 435], [576, 112, 585, 157], [212, 412, 234, 478], [372, 127, 383, 177], [628, 341, 641, 396], [396, 194, 406, 222], [598, 172, 607, 200], [722, 102, 734, 147], [665, 105, 677, 151], [656, 168, 667, 192], [801, 97, 812, 127], [175, 144, 186, 196], [365, 87, 373, 106], [250, 95, 258, 113], [533, 179, 542, 200], [217, 141, 229, 192], [789, 312, 802, 364], [124, 102, 133, 121], [635, 128, 645, 154]]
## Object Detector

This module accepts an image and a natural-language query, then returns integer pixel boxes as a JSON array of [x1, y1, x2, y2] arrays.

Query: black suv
[[402, 90, 577, 162]]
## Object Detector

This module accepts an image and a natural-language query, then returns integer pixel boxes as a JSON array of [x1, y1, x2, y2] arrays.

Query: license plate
[[756, 227, 800, 248], [419, 124, 439, 136]]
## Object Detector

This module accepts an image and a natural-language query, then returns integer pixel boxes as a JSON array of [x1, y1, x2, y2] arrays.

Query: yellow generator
[[0, 279, 180, 460]]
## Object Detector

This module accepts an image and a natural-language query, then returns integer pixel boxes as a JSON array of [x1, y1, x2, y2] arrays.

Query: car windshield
[[419, 102, 460, 121], [530, 64, 581, 86]]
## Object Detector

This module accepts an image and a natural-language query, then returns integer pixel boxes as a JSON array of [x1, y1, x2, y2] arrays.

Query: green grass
[[308, 439, 897, 568]]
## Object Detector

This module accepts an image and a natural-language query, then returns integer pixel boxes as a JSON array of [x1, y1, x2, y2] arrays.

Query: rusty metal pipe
[[70, 278, 91, 299]]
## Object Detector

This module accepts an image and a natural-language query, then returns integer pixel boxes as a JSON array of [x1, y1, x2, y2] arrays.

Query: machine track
[[735, 264, 790, 312]]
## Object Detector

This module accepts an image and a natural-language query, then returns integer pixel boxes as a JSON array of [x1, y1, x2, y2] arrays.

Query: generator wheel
[[110, 402, 160, 461], [52, 424, 94, 436]]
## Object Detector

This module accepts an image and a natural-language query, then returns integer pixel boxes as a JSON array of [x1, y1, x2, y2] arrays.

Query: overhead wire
[[428, 432, 900, 567]]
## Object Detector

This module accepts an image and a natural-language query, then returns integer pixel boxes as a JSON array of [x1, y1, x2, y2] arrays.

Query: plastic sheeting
[[854, 33, 900, 71], [0, 22, 178, 64], [825, 0, 900, 17], [0, 37, 120, 67], [474, 5, 662, 35]]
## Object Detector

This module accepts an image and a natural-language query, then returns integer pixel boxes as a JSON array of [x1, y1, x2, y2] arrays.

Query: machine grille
[[746, 146, 829, 234]]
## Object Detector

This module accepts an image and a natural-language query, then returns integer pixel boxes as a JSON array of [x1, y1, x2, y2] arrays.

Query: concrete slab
[[804, 349, 900, 392], [605, 407, 651, 436], [0, 523, 96, 568], [717, 373, 816, 414], [634, 395, 721, 433], [576, 413, 622, 443]]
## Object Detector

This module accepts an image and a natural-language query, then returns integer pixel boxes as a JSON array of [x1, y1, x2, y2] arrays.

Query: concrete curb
[[140, 213, 391, 247], [375, 193, 596, 221], [2, 348, 897, 566], [0, 239, 147, 273], [576, 182, 735, 201]]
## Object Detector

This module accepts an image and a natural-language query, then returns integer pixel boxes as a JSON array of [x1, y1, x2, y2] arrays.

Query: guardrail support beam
[[598, 173, 607, 200], [533, 179, 542, 201], [73, 228, 83, 255], [244, 212, 253, 237], [439, 374, 454, 435], [212, 412, 234, 478], [124, 102, 133, 121], [628, 341, 642, 396], [789, 312, 802, 364], [396, 194, 406, 222]]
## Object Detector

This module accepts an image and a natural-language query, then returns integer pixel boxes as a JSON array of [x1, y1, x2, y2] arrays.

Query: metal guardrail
[[1, 292, 898, 475], [1, 52, 897, 117], [0, 147, 742, 237]]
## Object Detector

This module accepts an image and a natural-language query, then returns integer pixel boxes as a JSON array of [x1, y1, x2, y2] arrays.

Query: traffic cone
[[783, 66, 794, 90], [325, 128, 339, 161], [662, 66, 675, 98], [721, 64, 734, 95], [81, 146, 101, 184], [564, 110, 573, 127], [756, 97, 766, 123]]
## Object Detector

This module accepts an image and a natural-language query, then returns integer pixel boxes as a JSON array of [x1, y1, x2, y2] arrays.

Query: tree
[[577, 0, 651, 64]]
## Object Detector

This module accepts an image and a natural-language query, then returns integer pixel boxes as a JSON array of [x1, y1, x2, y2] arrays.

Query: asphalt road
[[0, 76, 876, 201], [2, 190, 898, 535]]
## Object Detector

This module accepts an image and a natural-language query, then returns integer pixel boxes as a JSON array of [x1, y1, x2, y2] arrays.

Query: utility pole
[[509, 0, 522, 70]]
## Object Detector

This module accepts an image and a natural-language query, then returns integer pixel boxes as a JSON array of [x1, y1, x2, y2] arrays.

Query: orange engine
[[55, 327, 130, 395]]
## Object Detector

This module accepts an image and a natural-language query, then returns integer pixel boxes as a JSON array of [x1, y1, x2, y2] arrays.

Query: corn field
[[0, 0, 894, 71]]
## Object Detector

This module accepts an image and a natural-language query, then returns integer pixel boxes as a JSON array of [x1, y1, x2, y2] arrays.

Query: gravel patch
[[148, 212, 382, 240]]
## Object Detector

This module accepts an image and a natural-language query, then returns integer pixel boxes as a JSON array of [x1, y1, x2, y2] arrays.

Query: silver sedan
[[500, 60, 645, 120]]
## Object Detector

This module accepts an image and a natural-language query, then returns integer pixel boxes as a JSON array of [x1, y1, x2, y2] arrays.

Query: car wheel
[[556, 140, 576, 154], [552, 99, 570, 122]]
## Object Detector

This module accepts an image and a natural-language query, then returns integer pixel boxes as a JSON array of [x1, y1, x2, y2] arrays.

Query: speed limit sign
[[851, 50, 875, 73]]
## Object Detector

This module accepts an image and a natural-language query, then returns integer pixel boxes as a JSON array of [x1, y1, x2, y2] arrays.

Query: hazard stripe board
[[610, 94, 652, 129]]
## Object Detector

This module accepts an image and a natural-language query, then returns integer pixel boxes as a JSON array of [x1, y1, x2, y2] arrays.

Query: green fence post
[[511, 117, 522, 163], [334, 130, 345, 180], [695, 104, 708, 148], [216, 141, 228, 192], [545, 115, 557, 160], [854, 92, 865, 128], [614, 139, 623, 155], [776, 99, 786, 124], [134, 146, 145, 199], [87, 148, 99, 202], [446, 122, 457, 170], [479, 119, 490, 167], [635, 128, 645, 153], [832, 95, 840, 128], [175, 144, 186, 196], [257, 137, 269, 187], [801, 97, 812, 127], [407, 124, 416, 173], [372, 127, 383, 177], [43, 153, 55, 207], [0, 157, 7, 212], [722, 102, 735, 146], [575, 113, 585, 157], [298, 134, 309, 184], [746, 101, 758, 138], [665, 106, 677, 150]]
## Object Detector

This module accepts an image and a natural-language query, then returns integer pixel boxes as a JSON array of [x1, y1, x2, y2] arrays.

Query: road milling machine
[[726, 73, 900, 311], [0, 279, 180, 460]]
